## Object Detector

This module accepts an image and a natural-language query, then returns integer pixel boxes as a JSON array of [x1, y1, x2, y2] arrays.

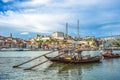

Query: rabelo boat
[[44, 49, 102, 64]]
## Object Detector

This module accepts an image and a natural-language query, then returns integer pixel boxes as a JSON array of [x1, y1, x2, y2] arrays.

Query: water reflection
[[44, 62, 102, 80], [45, 62, 101, 72], [0, 51, 120, 80]]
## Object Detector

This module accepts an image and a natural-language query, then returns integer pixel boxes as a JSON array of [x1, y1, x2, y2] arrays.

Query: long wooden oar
[[24, 52, 66, 70], [13, 51, 56, 68], [24, 60, 49, 70]]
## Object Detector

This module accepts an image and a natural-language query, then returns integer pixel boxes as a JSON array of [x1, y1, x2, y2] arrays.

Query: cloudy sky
[[0, 0, 120, 38]]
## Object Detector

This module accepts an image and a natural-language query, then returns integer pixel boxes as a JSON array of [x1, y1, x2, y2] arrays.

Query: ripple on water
[[0, 51, 120, 80]]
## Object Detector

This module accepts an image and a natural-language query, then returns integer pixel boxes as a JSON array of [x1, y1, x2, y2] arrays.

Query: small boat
[[102, 50, 120, 58], [103, 53, 120, 58], [44, 49, 102, 64]]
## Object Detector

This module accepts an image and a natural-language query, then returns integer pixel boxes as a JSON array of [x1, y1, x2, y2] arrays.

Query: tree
[[44, 40, 52, 44], [111, 40, 120, 47], [38, 40, 43, 44]]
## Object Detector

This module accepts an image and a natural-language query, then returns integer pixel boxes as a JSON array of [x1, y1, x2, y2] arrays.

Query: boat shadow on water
[[44, 62, 102, 74]]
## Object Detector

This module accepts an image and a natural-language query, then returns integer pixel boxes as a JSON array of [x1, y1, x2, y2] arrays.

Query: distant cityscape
[[0, 32, 120, 51]]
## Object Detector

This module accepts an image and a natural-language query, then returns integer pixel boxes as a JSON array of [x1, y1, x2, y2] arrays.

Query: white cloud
[[100, 24, 120, 30], [0, 0, 120, 37], [25, 0, 50, 5], [20, 32, 29, 35], [98, 23, 120, 36], [0, 10, 71, 34], [18, 0, 51, 8], [2, 0, 13, 3]]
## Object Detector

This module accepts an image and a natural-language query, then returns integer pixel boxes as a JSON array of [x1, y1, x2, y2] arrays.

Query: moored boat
[[103, 53, 120, 58], [44, 55, 102, 64], [102, 50, 120, 58], [44, 49, 102, 64]]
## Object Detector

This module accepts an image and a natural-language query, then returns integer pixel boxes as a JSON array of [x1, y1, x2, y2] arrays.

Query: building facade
[[52, 32, 64, 40]]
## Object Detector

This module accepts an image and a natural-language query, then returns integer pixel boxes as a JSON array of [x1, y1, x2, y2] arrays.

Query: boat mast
[[110, 32, 113, 53]]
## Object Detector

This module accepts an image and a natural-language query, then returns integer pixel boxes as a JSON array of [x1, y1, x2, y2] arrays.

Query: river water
[[0, 50, 120, 80]]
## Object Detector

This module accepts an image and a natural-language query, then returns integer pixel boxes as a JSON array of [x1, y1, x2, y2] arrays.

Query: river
[[0, 50, 120, 80]]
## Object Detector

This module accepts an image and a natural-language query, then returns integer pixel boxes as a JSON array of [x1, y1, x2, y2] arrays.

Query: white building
[[41, 36, 51, 41], [0, 39, 4, 48], [52, 32, 64, 40]]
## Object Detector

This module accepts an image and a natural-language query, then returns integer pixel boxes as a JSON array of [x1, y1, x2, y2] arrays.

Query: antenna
[[66, 22, 68, 39], [111, 32, 112, 40], [10, 33, 12, 38], [77, 19, 80, 39]]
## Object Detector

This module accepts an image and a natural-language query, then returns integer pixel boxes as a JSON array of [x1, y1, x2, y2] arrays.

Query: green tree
[[44, 40, 52, 44], [38, 40, 43, 44], [112, 40, 120, 47]]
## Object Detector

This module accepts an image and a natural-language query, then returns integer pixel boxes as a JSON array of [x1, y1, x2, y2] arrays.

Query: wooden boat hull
[[103, 54, 120, 58], [44, 55, 101, 64]]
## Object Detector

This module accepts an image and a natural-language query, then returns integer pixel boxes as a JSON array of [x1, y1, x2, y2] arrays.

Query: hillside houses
[[1, 33, 118, 50], [0, 36, 32, 49]]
